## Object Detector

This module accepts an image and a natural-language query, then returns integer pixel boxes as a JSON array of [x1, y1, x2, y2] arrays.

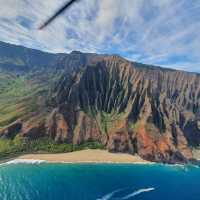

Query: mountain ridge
[[1, 40, 199, 75], [0, 41, 200, 164]]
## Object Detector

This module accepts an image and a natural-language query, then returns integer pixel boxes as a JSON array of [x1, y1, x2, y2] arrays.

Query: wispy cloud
[[0, 0, 199, 72]]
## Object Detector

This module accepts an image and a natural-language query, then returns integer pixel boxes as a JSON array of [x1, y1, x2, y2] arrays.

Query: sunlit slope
[[0, 72, 48, 128]]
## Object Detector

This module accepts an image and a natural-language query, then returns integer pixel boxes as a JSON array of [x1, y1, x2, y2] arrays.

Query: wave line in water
[[121, 187, 155, 199], [96, 188, 125, 200]]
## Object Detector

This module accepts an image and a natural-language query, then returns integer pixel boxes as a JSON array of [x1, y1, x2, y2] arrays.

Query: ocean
[[0, 162, 199, 200]]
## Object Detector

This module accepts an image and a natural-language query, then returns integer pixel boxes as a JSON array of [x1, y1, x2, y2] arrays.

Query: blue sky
[[0, 0, 200, 72]]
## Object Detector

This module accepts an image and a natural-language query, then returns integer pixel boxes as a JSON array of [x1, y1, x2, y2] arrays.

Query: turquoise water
[[0, 163, 199, 200]]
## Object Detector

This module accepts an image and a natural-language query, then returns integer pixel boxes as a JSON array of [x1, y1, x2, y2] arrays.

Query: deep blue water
[[0, 163, 199, 200]]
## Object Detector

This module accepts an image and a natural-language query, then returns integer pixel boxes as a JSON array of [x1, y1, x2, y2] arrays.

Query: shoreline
[[1, 149, 199, 166], [11, 149, 152, 165]]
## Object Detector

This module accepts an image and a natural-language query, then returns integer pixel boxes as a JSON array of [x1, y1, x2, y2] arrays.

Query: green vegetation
[[128, 122, 140, 132], [0, 65, 63, 129], [0, 57, 25, 66], [0, 136, 105, 161], [73, 141, 105, 151], [0, 137, 73, 159], [99, 111, 124, 134], [0, 71, 51, 128], [0, 74, 34, 127], [100, 112, 114, 133]]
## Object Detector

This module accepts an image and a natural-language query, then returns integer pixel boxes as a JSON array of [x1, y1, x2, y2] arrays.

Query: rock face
[[21, 122, 46, 140], [1, 41, 200, 164], [46, 55, 200, 164], [0, 120, 22, 139]]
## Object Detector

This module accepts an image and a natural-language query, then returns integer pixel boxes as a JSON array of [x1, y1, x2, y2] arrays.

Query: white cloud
[[0, 0, 199, 72]]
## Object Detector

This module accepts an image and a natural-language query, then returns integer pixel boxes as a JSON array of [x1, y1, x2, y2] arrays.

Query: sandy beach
[[17, 149, 151, 164], [192, 149, 200, 160]]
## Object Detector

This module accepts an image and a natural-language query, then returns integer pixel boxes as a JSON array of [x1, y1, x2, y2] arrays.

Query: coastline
[[13, 149, 152, 164]]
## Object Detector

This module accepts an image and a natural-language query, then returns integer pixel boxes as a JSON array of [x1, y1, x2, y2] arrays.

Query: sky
[[0, 0, 200, 72]]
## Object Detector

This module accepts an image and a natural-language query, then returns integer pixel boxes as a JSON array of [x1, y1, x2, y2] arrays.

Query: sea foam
[[96, 188, 124, 200], [121, 187, 155, 199], [96, 187, 155, 200], [1, 159, 46, 166]]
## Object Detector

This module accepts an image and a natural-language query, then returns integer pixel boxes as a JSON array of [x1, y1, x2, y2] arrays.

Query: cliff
[[46, 55, 200, 163], [0, 42, 200, 164]]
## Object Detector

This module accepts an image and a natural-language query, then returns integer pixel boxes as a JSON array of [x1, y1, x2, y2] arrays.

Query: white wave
[[2, 159, 46, 165], [96, 188, 124, 200], [121, 187, 155, 199]]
